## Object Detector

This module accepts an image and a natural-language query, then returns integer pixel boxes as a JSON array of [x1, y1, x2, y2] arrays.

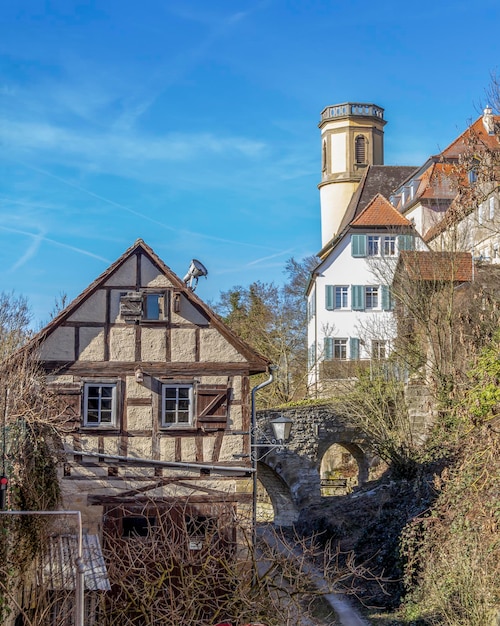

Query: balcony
[[320, 103, 384, 124]]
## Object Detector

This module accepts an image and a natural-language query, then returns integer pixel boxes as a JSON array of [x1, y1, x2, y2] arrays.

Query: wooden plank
[[126, 398, 152, 406], [43, 362, 252, 376]]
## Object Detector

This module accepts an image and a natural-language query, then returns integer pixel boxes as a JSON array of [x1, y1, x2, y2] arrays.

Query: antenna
[[183, 259, 208, 291]]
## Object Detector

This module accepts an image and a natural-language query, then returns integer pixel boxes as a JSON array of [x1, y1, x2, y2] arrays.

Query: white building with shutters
[[307, 102, 421, 394], [307, 194, 420, 394]]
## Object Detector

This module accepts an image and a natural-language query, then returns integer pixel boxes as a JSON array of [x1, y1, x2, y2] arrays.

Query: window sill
[[80, 426, 120, 433]]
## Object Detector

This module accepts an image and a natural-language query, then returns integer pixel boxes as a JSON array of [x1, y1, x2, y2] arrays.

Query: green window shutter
[[351, 285, 365, 310], [381, 285, 393, 311], [398, 234, 415, 251], [324, 337, 333, 360], [350, 337, 360, 360], [325, 285, 334, 310], [351, 234, 367, 257]]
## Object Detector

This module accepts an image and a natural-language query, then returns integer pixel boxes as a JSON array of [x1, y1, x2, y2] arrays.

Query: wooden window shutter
[[397, 234, 414, 251], [349, 337, 360, 360], [351, 234, 367, 257], [381, 285, 393, 311], [196, 384, 229, 429], [325, 285, 334, 310], [351, 285, 365, 310], [324, 337, 333, 360], [47, 383, 82, 425]]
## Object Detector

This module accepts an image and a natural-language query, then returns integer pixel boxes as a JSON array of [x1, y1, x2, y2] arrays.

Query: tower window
[[355, 135, 367, 164]]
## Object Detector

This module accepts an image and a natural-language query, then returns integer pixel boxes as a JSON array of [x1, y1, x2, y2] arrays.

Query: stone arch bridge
[[255, 404, 378, 527]]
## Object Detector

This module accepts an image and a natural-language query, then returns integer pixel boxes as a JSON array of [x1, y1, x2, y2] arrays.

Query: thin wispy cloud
[[245, 248, 295, 267], [2, 158, 283, 253], [0, 225, 111, 266], [10, 230, 45, 271]]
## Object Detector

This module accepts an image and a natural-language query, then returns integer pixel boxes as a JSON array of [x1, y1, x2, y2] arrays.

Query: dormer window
[[355, 135, 367, 164]]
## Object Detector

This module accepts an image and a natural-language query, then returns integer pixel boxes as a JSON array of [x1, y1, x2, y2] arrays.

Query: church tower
[[318, 103, 386, 246]]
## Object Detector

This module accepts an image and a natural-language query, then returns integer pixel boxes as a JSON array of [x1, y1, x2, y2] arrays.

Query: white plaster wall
[[141, 327, 166, 361], [160, 437, 176, 460], [308, 233, 399, 379], [106, 256, 136, 286], [405, 204, 423, 235], [141, 257, 173, 288], [78, 327, 105, 361], [227, 404, 242, 430], [181, 437, 197, 462], [126, 437, 152, 460], [320, 181, 359, 245], [199, 329, 246, 362], [110, 326, 136, 361], [127, 406, 153, 430], [171, 296, 209, 326], [126, 375, 151, 399], [329, 133, 346, 173], [68, 290, 107, 323], [109, 289, 126, 322], [171, 328, 197, 361], [39, 327, 75, 361]]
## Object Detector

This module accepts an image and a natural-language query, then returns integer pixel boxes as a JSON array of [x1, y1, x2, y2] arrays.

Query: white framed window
[[367, 236, 380, 256], [365, 286, 379, 309], [489, 196, 495, 220], [384, 236, 396, 256], [333, 339, 347, 360], [372, 340, 387, 360], [161, 384, 194, 427], [335, 286, 349, 309], [83, 383, 117, 427]]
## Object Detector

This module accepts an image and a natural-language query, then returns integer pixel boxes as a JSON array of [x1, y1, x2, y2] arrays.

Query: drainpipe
[[250, 365, 277, 552]]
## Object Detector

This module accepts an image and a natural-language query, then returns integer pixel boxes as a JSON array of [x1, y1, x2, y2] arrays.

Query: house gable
[[34, 239, 268, 373]]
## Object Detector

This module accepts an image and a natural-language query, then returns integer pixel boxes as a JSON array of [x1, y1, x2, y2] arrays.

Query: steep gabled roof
[[318, 165, 417, 258], [20, 239, 270, 373], [441, 115, 500, 159], [338, 165, 417, 231], [395, 251, 473, 282], [351, 193, 412, 228]]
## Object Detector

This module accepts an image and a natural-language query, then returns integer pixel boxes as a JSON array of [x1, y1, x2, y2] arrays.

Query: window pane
[[368, 236, 380, 256], [162, 385, 192, 426], [84, 383, 116, 426], [145, 294, 160, 319], [384, 236, 396, 256]]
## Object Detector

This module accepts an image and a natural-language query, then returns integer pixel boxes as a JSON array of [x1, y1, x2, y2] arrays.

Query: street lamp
[[268, 414, 293, 449]]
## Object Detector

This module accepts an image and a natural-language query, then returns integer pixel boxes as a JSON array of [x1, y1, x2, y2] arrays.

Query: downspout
[[250, 365, 277, 550]]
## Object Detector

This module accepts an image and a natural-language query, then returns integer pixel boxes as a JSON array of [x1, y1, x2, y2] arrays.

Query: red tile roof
[[396, 251, 473, 282], [441, 115, 500, 158], [351, 193, 412, 228]]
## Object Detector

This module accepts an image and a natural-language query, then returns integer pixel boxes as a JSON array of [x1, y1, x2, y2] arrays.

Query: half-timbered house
[[7, 239, 270, 621]]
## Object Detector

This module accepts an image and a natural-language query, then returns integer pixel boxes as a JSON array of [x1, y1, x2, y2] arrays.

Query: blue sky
[[1, 0, 499, 326]]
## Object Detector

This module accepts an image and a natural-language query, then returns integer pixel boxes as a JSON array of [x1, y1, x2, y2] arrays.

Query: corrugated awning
[[39, 533, 110, 592]]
